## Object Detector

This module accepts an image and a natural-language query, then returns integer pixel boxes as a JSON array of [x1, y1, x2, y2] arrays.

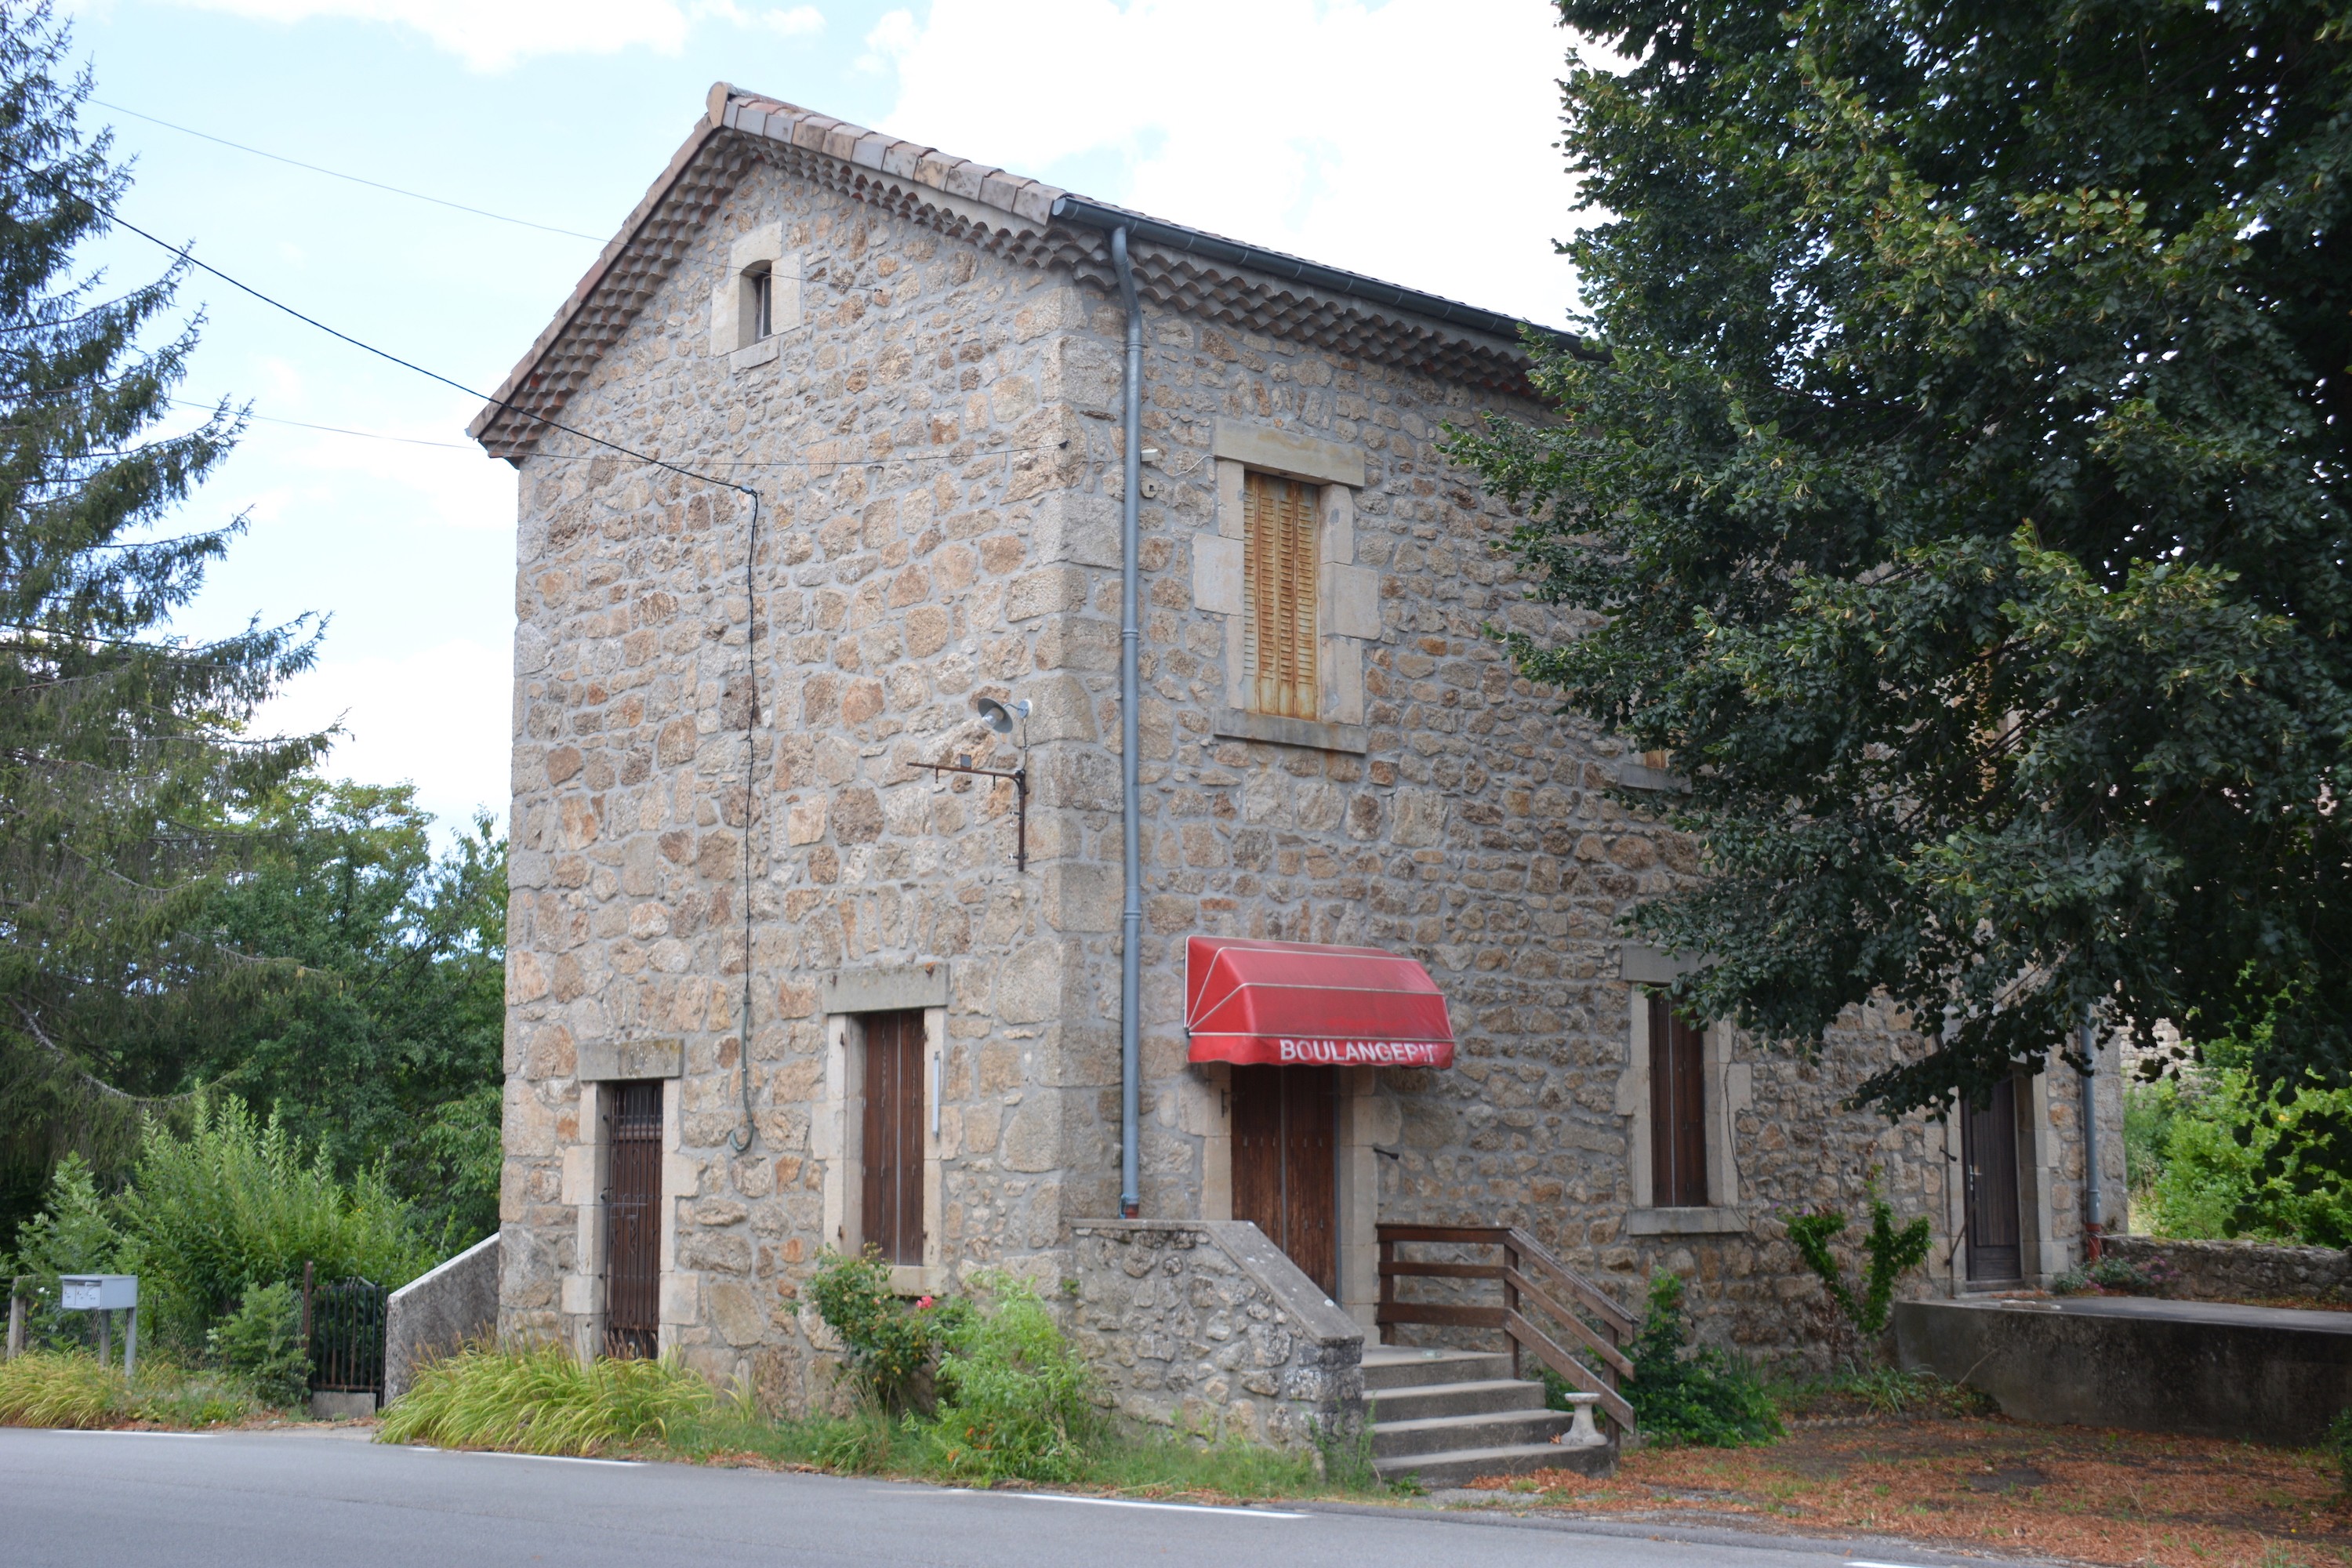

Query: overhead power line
[[93, 98, 608, 243]]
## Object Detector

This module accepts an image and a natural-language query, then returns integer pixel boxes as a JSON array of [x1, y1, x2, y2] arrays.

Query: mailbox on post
[[59, 1273, 138, 1380]]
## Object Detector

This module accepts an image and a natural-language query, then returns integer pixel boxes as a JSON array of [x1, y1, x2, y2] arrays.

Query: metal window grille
[[604, 1081, 664, 1359]]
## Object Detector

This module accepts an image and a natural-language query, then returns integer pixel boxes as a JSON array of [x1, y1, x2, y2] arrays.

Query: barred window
[[1243, 471, 1318, 719]]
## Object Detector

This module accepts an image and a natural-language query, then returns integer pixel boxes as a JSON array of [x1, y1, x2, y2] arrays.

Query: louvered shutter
[[1243, 472, 1319, 719]]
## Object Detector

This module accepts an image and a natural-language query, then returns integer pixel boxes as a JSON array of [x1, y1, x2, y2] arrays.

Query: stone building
[[474, 83, 2127, 1426]]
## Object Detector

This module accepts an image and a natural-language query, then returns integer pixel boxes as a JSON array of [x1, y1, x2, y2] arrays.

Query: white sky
[[67, 0, 1592, 840]]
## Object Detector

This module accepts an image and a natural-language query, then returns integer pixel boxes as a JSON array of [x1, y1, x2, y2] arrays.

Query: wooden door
[[860, 1010, 926, 1265], [603, 1080, 662, 1359], [1963, 1075, 2023, 1282], [1649, 997, 1709, 1207], [1231, 1065, 1338, 1296]]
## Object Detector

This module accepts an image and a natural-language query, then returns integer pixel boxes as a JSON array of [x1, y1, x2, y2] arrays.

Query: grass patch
[[0, 1348, 263, 1428], [654, 1399, 1358, 1499], [1770, 1365, 1998, 1421], [376, 1341, 714, 1456]]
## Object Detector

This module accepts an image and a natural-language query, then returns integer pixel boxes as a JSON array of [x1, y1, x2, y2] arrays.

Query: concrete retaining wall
[[2104, 1235, 2352, 1304], [1896, 1294, 2352, 1446], [1070, 1219, 1363, 1452], [387, 1234, 500, 1403]]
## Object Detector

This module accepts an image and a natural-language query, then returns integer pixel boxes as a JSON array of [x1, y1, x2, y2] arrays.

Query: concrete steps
[[1363, 1345, 1614, 1487]]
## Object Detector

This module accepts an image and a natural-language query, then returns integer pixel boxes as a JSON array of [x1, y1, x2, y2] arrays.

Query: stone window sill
[[1625, 1206, 1750, 1236], [1211, 708, 1368, 754], [729, 336, 779, 374], [887, 1264, 946, 1296]]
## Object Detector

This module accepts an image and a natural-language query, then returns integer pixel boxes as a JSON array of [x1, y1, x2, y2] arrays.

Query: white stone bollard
[[1564, 1391, 1605, 1446]]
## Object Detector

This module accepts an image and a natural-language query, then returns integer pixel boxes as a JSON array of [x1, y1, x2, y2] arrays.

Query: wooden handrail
[[1376, 1221, 1640, 1443], [1503, 1228, 1637, 1340]]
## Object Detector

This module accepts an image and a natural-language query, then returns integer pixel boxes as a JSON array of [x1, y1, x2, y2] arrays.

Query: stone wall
[[2105, 1235, 2352, 1304], [1071, 1219, 1363, 1450], [387, 1235, 501, 1402]]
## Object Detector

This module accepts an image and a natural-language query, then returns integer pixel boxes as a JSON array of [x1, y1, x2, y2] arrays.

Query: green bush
[[2328, 1409, 2352, 1494], [1613, 1272, 1780, 1448], [1785, 1181, 1933, 1345], [804, 1249, 966, 1410], [2140, 1061, 2352, 1246], [2, 1154, 124, 1349], [922, 1272, 1096, 1483], [206, 1281, 308, 1407], [112, 1097, 434, 1345], [376, 1343, 714, 1456]]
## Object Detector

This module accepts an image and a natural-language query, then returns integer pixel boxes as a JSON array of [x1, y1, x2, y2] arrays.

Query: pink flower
[[916, 1296, 935, 1310]]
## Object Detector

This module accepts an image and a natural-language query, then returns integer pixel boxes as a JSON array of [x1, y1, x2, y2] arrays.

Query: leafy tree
[[185, 779, 506, 1243], [0, 2, 323, 1231], [1450, 0, 2352, 1113]]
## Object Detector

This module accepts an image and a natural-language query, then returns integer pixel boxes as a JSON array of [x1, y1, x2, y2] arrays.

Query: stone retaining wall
[[387, 1234, 501, 1402], [1070, 1219, 1363, 1452], [2104, 1235, 2352, 1304]]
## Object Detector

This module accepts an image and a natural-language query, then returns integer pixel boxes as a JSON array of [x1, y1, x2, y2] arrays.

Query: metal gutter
[[1113, 223, 1143, 1220]]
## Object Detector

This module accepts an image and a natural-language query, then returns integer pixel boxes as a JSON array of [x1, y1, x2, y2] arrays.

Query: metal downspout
[[1114, 225, 1143, 1219], [2079, 1009, 2103, 1258]]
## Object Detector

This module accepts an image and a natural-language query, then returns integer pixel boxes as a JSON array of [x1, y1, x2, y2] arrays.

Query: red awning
[[1183, 935, 1455, 1069]]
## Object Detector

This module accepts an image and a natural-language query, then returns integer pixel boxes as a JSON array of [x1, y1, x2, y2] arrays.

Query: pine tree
[[1450, 2, 2352, 1112], [0, 3, 324, 1233]]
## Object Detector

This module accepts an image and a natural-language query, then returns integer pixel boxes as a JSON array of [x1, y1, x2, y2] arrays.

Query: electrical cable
[[92, 98, 608, 242], [0, 142, 782, 1148]]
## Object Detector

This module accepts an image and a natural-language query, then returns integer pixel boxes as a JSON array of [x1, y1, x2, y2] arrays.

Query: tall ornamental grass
[[0, 1350, 257, 1428], [377, 1343, 715, 1456]]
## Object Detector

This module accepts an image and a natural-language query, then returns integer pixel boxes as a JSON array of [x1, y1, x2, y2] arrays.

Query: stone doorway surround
[[1188, 1059, 1391, 1330], [557, 1037, 688, 1359]]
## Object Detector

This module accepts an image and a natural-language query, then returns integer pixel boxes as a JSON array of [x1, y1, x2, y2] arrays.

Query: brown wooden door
[[1649, 996, 1709, 1207], [603, 1080, 662, 1359], [860, 1010, 926, 1265], [1231, 1065, 1338, 1296], [1963, 1074, 2023, 1282]]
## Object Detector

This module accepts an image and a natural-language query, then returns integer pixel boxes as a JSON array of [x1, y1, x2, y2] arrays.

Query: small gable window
[[746, 262, 774, 342], [1243, 470, 1319, 720]]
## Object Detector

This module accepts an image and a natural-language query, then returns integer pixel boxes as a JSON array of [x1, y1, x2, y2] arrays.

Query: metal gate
[[302, 1263, 387, 1399], [604, 1081, 663, 1359]]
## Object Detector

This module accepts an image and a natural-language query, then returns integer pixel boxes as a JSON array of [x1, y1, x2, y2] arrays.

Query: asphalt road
[[0, 1426, 2020, 1568]]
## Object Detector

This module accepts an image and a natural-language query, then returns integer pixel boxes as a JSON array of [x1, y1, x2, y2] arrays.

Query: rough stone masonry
[[477, 85, 2126, 1415]]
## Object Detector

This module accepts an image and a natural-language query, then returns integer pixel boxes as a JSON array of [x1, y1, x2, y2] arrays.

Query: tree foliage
[[0, 2, 323, 1216], [186, 779, 505, 1243], [1449, 0, 2352, 1111]]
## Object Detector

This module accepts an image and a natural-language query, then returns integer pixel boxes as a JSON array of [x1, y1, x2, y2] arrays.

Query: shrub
[[206, 1281, 309, 1406], [1786, 1179, 1933, 1348], [112, 1097, 434, 1345], [2052, 1255, 2178, 1298], [376, 1342, 714, 1456], [922, 1272, 1096, 1483], [2142, 1061, 2352, 1246], [2329, 1409, 2352, 1494], [2, 1154, 123, 1349], [804, 1249, 965, 1410], [1615, 1272, 1781, 1447]]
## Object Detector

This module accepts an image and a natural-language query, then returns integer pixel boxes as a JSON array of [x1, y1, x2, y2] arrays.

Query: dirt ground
[[1466, 1414, 2350, 1567]]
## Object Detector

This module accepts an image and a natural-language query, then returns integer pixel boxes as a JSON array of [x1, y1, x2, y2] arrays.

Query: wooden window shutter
[[1648, 996, 1710, 1208], [1243, 472, 1319, 719]]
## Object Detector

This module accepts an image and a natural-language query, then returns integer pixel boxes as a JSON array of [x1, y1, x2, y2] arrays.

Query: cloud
[[865, 0, 1599, 326], [252, 637, 514, 831], [152, 0, 825, 71], [856, 6, 916, 73]]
